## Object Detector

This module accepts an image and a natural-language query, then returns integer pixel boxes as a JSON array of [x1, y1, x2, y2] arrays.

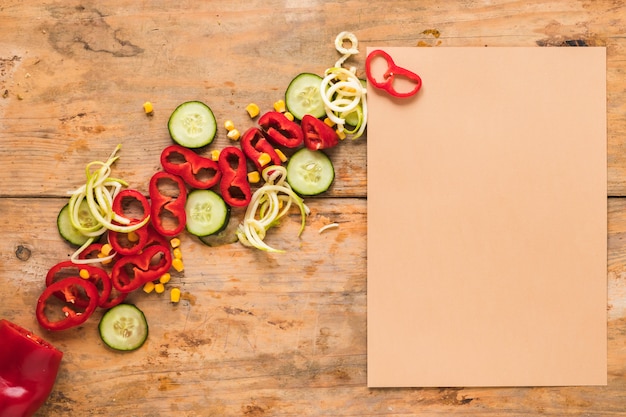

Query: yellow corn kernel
[[284, 112, 295, 121], [257, 152, 272, 167], [127, 230, 139, 242], [210, 149, 221, 161], [79, 269, 90, 279], [172, 258, 184, 272], [245, 103, 260, 118], [247, 171, 261, 183], [274, 148, 288, 163], [273, 99, 286, 113], [170, 287, 181, 303], [143, 101, 154, 114], [100, 243, 113, 256], [154, 283, 165, 294], [170, 237, 181, 248], [336, 129, 347, 140], [159, 273, 171, 284], [227, 129, 241, 141], [224, 120, 235, 131], [173, 248, 183, 260], [324, 118, 335, 127], [143, 281, 155, 294]]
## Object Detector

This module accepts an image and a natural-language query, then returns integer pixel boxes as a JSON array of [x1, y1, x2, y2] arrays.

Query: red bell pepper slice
[[112, 189, 150, 225], [365, 49, 422, 98], [148, 171, 187, 237], [110, 244, 172, 293], [240, 127, 283, 171], [160, 144, 221, 189], [45, 260, 112, 308], [36, 277, 100, 331], [258, 111, 304, 148], [0, 319, 63, 417], [301, 114, 339, 150], [218, 146, 252, 208]]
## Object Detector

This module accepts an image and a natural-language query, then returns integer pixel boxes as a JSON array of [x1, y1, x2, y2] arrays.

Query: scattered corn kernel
[[324, 118, 336, 127], [159, 273, 171, 284], [143, 101, 154, 114], [210, 149, 221, 161], [245, 103, 260, 118], [98, 254, 113, 265], [257, 152, 272, 167], [143, 281, 155, 294], [274, 148, 288, 163], [170, 287, 181, 303], [284, 112, 295, 121], [154, 283, 165, 294], [170, 237, 181, 248], [247, 171, 261, 183], [224, 120, 235, 131], [79, 269, 90, 279], [273, 99, 286, 112], [336, 129, 347, 140], [172, 258, 184, 272], [101, 243, 113, 256], [227, 129, 241, 141], [127, 230, 139, 242], [173, 248, 183, 260]]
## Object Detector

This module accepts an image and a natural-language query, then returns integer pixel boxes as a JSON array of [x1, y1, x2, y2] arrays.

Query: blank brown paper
[[367, 47, 607, 387]]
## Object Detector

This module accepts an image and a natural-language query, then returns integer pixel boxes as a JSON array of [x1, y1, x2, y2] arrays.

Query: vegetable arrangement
[[33, 32, 369, 354]]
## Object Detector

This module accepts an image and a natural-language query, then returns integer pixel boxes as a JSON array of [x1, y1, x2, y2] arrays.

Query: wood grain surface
[[1, 0, 625, 415]]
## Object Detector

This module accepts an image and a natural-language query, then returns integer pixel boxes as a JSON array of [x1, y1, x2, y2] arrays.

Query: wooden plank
[[1, 0, 626, 415]]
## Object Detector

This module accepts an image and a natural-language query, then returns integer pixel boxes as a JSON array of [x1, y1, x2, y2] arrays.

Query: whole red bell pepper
[[160, 144, 221, 189], [240, 127, 283, 171], [45, 260, 112, 308], [258, 111, 303, 148], [218, 146, 252, 208], [110, 244, 172, 293], [0, 319, 63, 417], [36, 277, 100, 331], [301, 114, 339, 150], [149, 171, 187, 237]]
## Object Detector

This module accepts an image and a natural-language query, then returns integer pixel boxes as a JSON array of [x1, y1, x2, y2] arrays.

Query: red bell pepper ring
[[258, 111, 304, 148], [160, 144, 221, 189], [240, 127, 283, 171], [45, 260, 112, 308], [0, 319, 63, 417], [149, 171, 187, 237], [112, 189, 150, 225], [365, 49, 422, 98], [36, 277, 100, 331], [218, 146, 252, 207], [301, 114, 339, 151], [110, 244, 172, 293], [108, 225, 150, 256]]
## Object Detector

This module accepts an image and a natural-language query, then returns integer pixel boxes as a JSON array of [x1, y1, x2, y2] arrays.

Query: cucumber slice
[[57, 201, 97, 246], [286, 148, 335, 196], [99, 304, 148, 351], [168, 101, 217, 148], [185, 189, 230, 237], [285, 73, 326, 120]]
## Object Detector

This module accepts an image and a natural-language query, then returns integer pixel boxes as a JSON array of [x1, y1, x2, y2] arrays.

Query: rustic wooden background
[[1, 0, 625, 415]]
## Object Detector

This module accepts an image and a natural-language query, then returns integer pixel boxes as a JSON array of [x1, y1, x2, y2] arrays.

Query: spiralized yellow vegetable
[[322, 32, 368, 140], [236, 165, 309, 253], [67, 144, 149, 264]]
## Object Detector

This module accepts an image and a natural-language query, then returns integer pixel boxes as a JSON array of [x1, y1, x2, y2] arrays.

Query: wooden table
[[1, 1, 625, 415]]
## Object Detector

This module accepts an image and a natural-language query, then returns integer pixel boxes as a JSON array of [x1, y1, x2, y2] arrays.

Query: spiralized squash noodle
[[236, 165, 309, 253]]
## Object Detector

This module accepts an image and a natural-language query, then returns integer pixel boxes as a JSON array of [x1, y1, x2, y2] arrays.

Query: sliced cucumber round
[[285, 73, 326, 120], [185, 189, 230, 237], [57, 201, 97, 246], [168, 101, 217, 148], [286, 148, 334, 196], [99, 304, 148, 351]]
